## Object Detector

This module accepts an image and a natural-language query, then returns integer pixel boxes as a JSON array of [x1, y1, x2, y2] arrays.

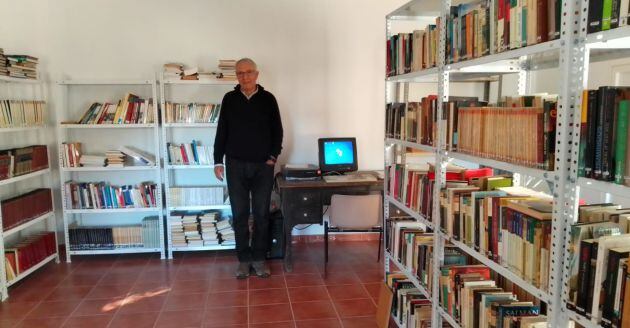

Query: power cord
[[292, 206, 329, 231]]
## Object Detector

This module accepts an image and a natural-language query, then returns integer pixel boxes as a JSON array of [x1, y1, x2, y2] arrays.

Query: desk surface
[[277, 171, 383, 189]]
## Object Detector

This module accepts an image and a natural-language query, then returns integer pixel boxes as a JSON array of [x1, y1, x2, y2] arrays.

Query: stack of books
[[216, 219, 235, 245], [169, 216, 187, 247], [182, 67, 198, 80], [105, 150, 125, 167], [218, 60, 236, 80], [0, 49, 7, 76], [200, 212, 220, 246], [79, 155, 106, 167], [182, 214, 202, 246], [5, 54, 38, 79], [163, 63, 183, 80]]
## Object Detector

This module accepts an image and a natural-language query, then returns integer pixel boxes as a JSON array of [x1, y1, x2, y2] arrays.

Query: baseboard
[[292, 232, 381, 243]]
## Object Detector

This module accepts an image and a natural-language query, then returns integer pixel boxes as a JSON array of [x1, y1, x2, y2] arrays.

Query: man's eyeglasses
[[236, 70, 257, 77]]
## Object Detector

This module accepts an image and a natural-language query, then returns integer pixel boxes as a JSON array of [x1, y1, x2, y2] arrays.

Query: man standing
[[213, 58, 283, 279]]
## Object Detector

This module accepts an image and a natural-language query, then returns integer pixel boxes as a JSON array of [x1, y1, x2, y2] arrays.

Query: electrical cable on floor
[[293, 206, 329, 231]]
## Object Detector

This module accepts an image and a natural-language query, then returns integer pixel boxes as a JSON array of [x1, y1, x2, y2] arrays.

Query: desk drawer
[[289, 207, 323, 224], [286, 191, 321, 207]]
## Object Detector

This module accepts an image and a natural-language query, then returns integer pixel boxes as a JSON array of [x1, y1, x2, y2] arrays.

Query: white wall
[[3, 0, 414, 170]]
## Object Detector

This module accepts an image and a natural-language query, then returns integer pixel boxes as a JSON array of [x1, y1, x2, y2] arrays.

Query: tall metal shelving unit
[[0, 75, 60, 301], [383, 0, 630, 327], [57, 79, 165, 261], [159, 73, 236, 259]]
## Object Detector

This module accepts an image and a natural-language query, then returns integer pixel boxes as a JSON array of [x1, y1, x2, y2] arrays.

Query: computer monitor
[[318, 137, 358, 173]]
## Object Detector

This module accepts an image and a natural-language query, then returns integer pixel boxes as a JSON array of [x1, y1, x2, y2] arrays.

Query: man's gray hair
[[236, 58, 257, 70]]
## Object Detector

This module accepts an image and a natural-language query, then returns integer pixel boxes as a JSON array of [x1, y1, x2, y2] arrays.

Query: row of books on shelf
[[386, 219, 547, 328], [567, 203, 630, 327], [386, 23, 439, 77], [169, 187, 227, 207], [170, 211, 235, 247], [0, 49, 38, 79], [4, 232, 56, 281], [0, 100, 46, 128], [63, 181, 158, 210], [167, 141, 213, 166], [1, 188, 52, 232], [164, 102, 221, 124], [61, 143, 156, 168], [587, 0, 630, 33], [440, 264, 546, 328], [68, 216, 161, 250], [435, 168, 554, 290], [445, 0, 561, 64], [450, 95, 558, 171], [386, 95, 438, 146], [65, 93, 155, 125], [385, 271, 433, 327], [0, 145, 49, 180], [578, 87, 630, 186]]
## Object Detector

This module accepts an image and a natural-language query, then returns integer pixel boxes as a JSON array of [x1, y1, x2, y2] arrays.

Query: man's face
[[236, 62, 259, 91]]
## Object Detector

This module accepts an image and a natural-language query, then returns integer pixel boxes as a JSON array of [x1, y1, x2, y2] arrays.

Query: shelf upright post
[[151, 80, 166, 260], [551, 0, 589, 325], [559, 0, 591, 324], [432, 0, 451, 326], [57, 81, 73, 262], [160, 72, 175, 259], [383, 17, 393, 277]]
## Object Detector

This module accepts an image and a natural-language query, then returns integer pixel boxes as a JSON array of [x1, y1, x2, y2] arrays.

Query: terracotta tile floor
[[0, 241, 384, 328]]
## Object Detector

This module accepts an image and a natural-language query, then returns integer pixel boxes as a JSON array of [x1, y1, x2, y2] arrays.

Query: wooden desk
[[276, 174, 383, 272]]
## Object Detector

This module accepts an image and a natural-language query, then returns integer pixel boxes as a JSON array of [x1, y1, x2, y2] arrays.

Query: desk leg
[[284, 223, 294, 273]]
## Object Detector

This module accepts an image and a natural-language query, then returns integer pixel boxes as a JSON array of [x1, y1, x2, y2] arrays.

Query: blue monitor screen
[[323, 141, 355, 165]]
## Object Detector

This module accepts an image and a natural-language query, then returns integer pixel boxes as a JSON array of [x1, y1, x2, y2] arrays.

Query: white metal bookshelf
[[0, 76, 60, 301], [382, 0, 628, 326], [57, 78, 165, 262], [159, 73, 237, 258]]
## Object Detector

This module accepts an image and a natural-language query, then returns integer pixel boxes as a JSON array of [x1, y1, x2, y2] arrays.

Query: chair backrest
[[329, 194, 382, 229]]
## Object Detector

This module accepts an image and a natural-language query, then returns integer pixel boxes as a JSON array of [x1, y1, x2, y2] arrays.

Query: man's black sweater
[[213, 84, 283, 164]]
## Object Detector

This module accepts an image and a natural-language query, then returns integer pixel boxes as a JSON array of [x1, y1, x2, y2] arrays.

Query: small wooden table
[[275, 173, 383, 272]]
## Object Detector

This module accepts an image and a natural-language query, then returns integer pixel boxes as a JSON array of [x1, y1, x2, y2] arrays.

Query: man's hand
[[265, 159, 275, 166], [214, 165, 224, 181]]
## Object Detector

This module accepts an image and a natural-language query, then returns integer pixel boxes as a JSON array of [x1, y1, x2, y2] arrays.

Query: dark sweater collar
[[234, 84, 264, 92]]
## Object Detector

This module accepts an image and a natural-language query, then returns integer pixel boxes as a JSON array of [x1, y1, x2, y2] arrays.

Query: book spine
[[615, 100, 629, 184], [586, 90, 599, 178], [602, 251, 624, 325], [602, 88, 617, 181], [595, 88, 607, 179], [612, 0, 622, 28], [604, 0, 614, 30], [576, 240, 592, 314], [586, 242, 599, 318], [588, 0, 604, 32], [578, 90, 590, 177], [537, 0, 548, 42]]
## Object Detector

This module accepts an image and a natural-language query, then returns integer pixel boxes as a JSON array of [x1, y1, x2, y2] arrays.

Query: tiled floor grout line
[[358, 281, 379, 308], [148, 254, 183, 328], [319, 276, 344, 328], [281, 269, 297, 328]]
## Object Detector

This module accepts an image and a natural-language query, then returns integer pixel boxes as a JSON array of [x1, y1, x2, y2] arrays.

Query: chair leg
[[377, 229, 383, 262], [324, 221, 329, 264]]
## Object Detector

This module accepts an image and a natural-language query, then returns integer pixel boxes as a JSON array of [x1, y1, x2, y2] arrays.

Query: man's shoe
[[251, 261, 271, 278], [235, 262, 250, 279]]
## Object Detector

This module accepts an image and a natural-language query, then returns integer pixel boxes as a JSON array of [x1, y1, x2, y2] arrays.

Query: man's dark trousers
[[225, 157, 274, 263]]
